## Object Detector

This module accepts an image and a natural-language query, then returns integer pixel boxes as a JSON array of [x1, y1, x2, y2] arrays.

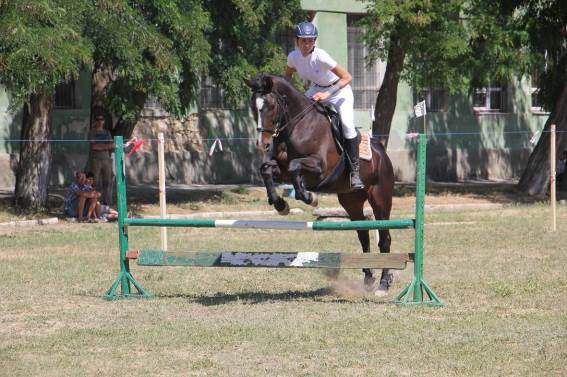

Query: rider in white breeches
[[285, 21, 363, 189]]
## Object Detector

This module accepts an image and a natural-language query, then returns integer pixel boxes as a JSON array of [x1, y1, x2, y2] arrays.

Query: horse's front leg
[[260, 160, 289, 215], [288, 157, 323, 207]]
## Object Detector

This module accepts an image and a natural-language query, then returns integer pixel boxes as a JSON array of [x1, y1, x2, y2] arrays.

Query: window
[[54, 80, 76, 108], [530, 88, 547, 113], [200, 76, 226, 109], [472, 83, 506, 112], [416, 88, 447, 112], [529, 71, 549, 113], [347, 17, 382, 110]]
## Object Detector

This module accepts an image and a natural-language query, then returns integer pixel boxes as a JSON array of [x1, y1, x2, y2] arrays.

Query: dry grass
[[1, 187, 566, 377]]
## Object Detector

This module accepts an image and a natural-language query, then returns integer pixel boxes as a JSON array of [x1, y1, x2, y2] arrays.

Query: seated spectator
[[64, 171, 99, 222], [85, 172, 118, 222]]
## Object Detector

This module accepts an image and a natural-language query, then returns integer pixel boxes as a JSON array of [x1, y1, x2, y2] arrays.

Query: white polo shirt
[[287, 47, 339, 87]]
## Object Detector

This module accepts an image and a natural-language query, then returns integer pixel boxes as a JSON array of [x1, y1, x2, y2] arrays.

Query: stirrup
[[350, 172, 364, 189]]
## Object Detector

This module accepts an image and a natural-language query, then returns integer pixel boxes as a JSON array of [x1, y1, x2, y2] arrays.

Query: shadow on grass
[[154, 288, 383, 305]]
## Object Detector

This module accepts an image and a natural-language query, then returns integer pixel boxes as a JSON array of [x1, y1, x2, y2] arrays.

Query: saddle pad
[[359, 132, 372, 161]]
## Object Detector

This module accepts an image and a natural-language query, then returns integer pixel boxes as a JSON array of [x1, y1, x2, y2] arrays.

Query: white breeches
[[305, 84, 357, 139]]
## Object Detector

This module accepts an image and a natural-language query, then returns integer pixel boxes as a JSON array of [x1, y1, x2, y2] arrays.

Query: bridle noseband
[[255, 89, 318, 140], [255, 91, 289, 138]]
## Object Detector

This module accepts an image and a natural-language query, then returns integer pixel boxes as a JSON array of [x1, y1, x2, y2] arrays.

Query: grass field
[[0, 187, 566, 376]]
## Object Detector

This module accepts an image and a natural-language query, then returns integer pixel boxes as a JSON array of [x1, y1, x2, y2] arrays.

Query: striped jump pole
[[104, 134, 442, 305]]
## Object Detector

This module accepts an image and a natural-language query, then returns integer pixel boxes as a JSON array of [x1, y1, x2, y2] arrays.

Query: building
[[0, 0, 548, 189]]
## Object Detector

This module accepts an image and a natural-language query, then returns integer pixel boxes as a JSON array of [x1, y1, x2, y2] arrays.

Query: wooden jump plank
[[131, 250, 414, 270]]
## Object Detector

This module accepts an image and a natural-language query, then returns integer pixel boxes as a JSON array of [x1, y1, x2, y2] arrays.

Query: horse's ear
[[261, 74, 273, 92], [245, 75, 265, 92], [244, 78, 255, 88]]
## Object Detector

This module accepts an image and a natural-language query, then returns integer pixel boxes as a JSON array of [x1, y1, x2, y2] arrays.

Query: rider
[[286, 20, 364, 189]]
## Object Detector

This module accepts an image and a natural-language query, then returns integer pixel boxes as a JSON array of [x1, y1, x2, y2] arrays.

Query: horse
[[245, 73, 396, 294]]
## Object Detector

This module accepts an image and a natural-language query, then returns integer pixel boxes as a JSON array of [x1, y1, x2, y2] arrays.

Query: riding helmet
[[295, 21, 318, 38]]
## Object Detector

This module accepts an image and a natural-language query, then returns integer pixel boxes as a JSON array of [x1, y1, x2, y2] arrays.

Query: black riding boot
[[344, 136, 364, 189]]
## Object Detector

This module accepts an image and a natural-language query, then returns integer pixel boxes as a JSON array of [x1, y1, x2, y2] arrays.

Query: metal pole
[[158, 133, 168, 250], [394, 133, 443, 305], [103, 136, 150, 299]]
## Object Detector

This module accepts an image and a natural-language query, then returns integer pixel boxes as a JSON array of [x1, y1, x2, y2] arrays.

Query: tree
[[360, 1, 470, 145], [359, 0, 531, 147], [86, 0, 304, 137], [85, 0, 210, 137], [0, 1, 92, 209], [203, 0, 305, 107], [516, 0, 567, 195]]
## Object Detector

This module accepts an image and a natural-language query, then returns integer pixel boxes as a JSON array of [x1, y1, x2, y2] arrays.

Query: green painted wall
[[386, 78, 548, 181], [301, 0, 367, 13], [313, 12, 348, 68]]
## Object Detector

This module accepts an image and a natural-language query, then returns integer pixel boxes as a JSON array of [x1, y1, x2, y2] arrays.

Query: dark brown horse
[[245, 73, 395, 294]]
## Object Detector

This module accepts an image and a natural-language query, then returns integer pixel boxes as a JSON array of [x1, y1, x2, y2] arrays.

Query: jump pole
[[104, 134, 442, 305]]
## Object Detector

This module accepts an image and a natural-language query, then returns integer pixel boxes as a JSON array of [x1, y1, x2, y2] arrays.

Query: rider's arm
[[330, 64, 352, 91], [286, 66, 296, 80], [311, 64, 353, 102]]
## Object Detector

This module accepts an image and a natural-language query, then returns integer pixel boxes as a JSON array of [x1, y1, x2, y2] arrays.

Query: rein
[[261, 90, 318, 139]]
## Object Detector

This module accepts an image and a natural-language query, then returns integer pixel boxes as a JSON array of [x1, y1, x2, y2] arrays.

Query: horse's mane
[[260, 73, 318, 110]]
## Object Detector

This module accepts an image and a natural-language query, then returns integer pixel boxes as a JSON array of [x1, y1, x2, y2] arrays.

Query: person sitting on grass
[[64, 171, 99, 222], [85, 172, 118, 222]]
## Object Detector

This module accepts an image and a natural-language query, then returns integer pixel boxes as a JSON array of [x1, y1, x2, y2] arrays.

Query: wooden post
[[158, 133, 168, 250], [550, 125, 557, 232]]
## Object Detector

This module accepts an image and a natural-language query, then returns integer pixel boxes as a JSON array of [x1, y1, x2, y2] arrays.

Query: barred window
[[54, 80, 76, 108], [347, 20, 382, 110], [200, 76, 226, 109], [473, 82, 507, 112], [416, 88, 447, 112]]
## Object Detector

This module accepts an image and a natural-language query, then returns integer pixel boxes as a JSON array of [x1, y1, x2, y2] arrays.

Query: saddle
[[312, 103, 372, 191]]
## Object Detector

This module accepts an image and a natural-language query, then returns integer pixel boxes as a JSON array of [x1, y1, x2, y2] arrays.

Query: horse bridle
[[255, 90, 318, 139]]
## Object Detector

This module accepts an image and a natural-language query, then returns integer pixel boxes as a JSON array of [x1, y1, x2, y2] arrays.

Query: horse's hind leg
[[367, 183, 393, 295], [337, 191, 375, 290]]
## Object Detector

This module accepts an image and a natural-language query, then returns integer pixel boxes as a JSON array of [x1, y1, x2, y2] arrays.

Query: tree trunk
[[518, 85, 567, 195], [14, 93, 54, 210], [91, 65, 141, 139], [91, 65, 113, 125], [372, 33, 406, 148]]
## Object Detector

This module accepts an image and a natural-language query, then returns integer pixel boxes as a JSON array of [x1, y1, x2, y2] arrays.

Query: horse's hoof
[[378, 272, 394, 291], [309, 193, 318, 207], [277, 201, 290, 216], [364, 276, 376, 292]]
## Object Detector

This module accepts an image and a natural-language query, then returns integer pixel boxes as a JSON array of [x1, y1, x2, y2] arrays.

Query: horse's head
[[245, 73, 285, 152]]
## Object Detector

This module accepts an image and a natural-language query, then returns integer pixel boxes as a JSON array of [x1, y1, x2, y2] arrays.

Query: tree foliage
[[204, 0, 304, 107], [0, 0, 93, 108], [0, 0, 93, 209], [85, 0, 210, 128], [87, 0, 303, 131], [361, 0, 471, 94]]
